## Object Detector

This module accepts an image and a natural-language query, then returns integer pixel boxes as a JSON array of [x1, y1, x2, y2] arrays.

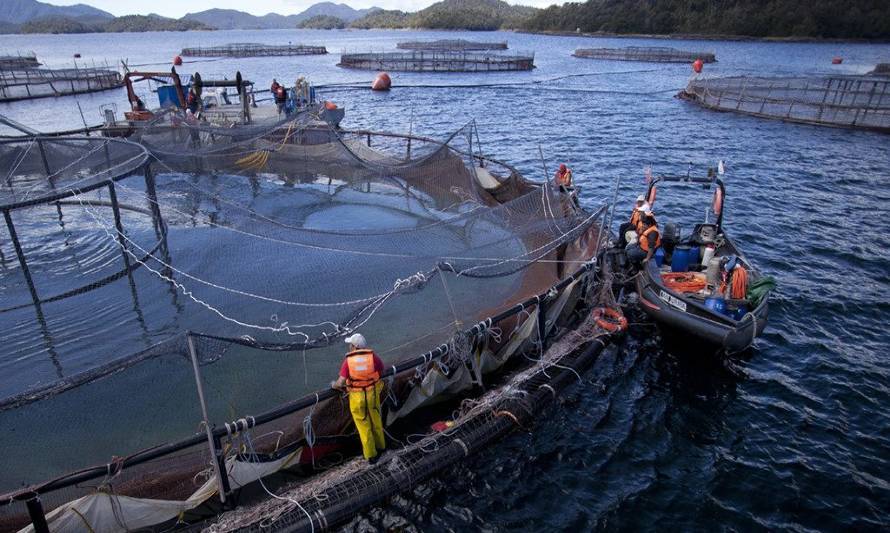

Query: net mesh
[[0, 117, 606, 531]]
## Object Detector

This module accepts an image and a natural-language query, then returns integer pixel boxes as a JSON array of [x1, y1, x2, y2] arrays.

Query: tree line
[[522, 0, 890, 39]]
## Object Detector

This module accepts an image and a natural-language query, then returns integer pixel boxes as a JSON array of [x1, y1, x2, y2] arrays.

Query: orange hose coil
[[592, 307, 628, 332], [661, 272, 707, 293]]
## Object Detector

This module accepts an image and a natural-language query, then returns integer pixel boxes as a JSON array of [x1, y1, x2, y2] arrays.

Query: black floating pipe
[[3, 209, 40, 307], [25, 497, 49, 533]]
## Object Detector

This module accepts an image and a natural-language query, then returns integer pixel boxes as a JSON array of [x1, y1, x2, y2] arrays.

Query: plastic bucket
[[671, 245, 692, 272], [654, 247, 665, 267]]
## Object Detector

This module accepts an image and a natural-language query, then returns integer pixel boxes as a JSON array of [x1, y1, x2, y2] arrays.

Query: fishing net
[[0, 117, 607, 532]]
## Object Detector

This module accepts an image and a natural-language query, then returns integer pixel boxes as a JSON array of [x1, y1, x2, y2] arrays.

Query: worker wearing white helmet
[[617, 195, 650, 248], [331, 333, 387, 463]]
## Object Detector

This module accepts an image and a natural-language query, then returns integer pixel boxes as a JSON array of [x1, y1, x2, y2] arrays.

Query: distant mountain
[[182, 9, 281, 30], [183, 3, 379, 30], [350, 0, 536, 30], [294, 2, 379, 23], [0, 0, 113, 25], [413, 0, 536, 30]]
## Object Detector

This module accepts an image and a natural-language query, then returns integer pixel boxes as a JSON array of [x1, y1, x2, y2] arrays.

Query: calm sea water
[[1, 29, 889, 530]]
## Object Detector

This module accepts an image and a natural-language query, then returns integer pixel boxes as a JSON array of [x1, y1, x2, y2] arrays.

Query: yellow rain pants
[[348, 381, 386, 460]]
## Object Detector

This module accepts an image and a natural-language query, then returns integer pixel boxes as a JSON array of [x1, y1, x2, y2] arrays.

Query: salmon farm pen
[[180, 43, 328, 57], [396, 39, 509, 51], [0, 119, 609, 532], [0, 64, 121, 102], [338, 51, 535, 72], [0, 53, 40, 70], [573, 46, 716, 63], [679, 75, 890, 133]]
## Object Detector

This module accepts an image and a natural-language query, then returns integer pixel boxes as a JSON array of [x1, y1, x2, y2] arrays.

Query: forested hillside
[[523, 0, 890, 39]]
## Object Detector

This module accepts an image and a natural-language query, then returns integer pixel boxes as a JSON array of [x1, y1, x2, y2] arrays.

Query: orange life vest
[[554, 168, 573, 187], [345, 349, 380, 391], [639, 225, 661, 252], [629, 209, 642, 230]]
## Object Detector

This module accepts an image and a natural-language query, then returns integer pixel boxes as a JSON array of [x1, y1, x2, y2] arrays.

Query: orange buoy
[[173, 55, 183, 66], [692, 58, 704, 73], [372, 72, 391, 91], [832, 57, 843, 65], [592, 307, 628, 333], [324, 100, 337, 110]]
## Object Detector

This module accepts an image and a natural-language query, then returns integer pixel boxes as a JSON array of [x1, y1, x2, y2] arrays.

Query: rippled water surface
[[1, 29, 888, 530]]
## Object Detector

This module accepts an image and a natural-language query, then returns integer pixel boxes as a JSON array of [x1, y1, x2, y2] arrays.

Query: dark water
[[1, 29, 888, 529]]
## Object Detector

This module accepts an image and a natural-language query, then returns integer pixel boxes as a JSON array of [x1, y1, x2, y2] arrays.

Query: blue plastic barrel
[[654, 247, 665, 267], [671, 245, 692, 272]]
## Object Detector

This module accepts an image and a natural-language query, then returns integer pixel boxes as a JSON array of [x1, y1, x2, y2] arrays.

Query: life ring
[[592, 307, 628, 332], [661, 272, 707, 293]]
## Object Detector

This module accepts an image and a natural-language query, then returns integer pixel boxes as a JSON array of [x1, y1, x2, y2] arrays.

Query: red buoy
[[173, 55, 183, 66], [832, 57, 843, 65], [692, 59, 704, 74], [371, 72, 391, 91]]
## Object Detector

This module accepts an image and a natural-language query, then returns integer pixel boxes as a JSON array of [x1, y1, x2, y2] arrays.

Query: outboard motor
[[661, 222, 681, 264]]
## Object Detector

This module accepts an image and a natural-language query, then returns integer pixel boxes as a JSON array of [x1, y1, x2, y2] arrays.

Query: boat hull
[[636, 265, 768, 354]]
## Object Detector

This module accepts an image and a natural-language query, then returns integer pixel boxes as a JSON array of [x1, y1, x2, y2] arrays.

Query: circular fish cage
[[338, 50, 535, 72], [0, 120, 606, 532], [680, 75, 890, 132], [573, 46, 716, 63], [396, 39, 509, 51], [0, 136, 161, 316]]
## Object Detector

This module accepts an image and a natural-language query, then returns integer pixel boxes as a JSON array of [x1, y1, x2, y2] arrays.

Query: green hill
[[523, 0, 890, 39], [349, 9, 410, 29], [298, 15, 347, 29], [350, 0, 535, 30], [17, 13, 212, 34]]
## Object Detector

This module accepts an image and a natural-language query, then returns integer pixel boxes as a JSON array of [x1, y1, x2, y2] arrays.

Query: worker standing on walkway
[[331, 333, 387, 463]]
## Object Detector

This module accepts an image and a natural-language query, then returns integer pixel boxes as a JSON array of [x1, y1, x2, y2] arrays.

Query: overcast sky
[[48, 0, 563, 18]]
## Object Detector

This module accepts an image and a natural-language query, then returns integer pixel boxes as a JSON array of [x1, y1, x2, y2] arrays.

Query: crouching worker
[[626, 213, 660, 264], [331, 333, 387, 463]]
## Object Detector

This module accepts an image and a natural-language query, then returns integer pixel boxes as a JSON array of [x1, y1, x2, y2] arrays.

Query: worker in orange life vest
[[626, 212, 661, 264], [553, 163, 573, 189], [331, 333, 387, 463], [617, 195, 648, 248]]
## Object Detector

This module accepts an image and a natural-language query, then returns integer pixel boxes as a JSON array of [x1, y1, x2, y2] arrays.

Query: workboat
[[101, 67, 343, 137], [621, 167, 772, 354]]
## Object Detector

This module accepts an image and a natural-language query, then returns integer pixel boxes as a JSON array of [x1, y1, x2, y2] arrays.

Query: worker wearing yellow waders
[[331, 333, 386, 463]]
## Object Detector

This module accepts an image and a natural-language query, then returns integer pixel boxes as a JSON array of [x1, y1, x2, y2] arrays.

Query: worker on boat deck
[[554, 163, 573, 189], [270, 79, 280, 95], [132, 97, 146, 112], [186, 88, 201, 115], [274, 85, 288, 114], [617, 195, 649, 248], [626, 212, 660, 264], [331, 333, 387, 463]]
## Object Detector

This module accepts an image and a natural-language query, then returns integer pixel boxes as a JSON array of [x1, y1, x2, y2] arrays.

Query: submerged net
[[0, 117, 606, 532], [681, 75, 890, 132]]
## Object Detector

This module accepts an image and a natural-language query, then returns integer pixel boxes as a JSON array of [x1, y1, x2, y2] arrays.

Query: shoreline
[[515, 29, 890, 45]]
